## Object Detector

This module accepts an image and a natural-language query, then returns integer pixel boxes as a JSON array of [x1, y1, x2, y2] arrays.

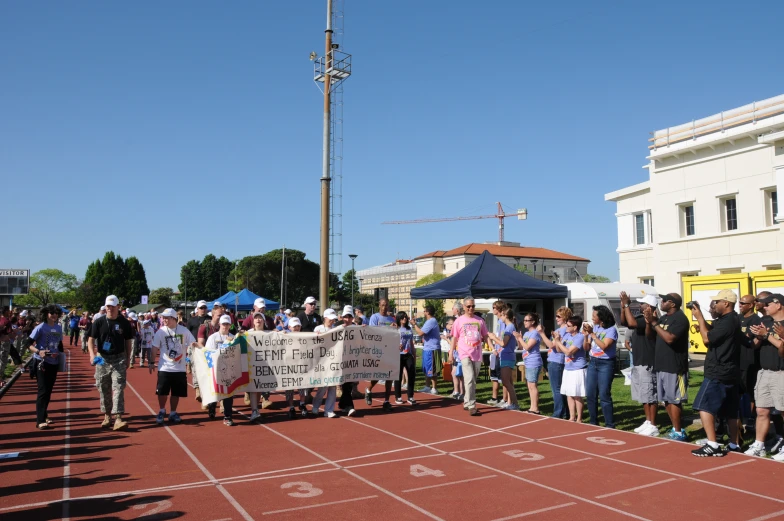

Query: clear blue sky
[[3, 1, 783, 291]]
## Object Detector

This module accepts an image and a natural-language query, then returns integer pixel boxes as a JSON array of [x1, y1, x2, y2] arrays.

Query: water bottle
[[186, 357, 191, 364], [92, 355, 105, 366]]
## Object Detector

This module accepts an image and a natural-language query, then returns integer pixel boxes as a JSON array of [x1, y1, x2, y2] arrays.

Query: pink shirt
[[452, 314, 488, 362]]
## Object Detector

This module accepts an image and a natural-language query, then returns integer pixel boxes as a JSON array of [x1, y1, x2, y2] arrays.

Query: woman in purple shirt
[[583, 305, 618, 429], [488, 308, 519, 411], [513, 313, 543, 414], [538, 306, 572, 419], [553, 316, 586, 422]]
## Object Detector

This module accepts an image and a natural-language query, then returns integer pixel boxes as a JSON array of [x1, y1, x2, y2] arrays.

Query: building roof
[[414, 243, 589, 262]]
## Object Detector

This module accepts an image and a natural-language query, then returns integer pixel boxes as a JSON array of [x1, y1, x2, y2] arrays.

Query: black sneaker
[[691, 444, 726, 457], [382, 401, 392, 411], [408, 399, 417, 406], [767, 436, 784, 454], [288, 407, 296, 420], [365, 389, 372, 405]]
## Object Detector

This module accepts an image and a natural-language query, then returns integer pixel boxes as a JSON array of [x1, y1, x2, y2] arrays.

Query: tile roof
[[414, 243, 589, 262]]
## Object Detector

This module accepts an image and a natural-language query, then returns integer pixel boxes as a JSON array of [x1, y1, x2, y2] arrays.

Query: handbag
[[442, 362, 452, 381]]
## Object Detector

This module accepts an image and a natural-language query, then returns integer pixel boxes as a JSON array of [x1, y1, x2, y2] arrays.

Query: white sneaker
[[694, 438, 709, 446], [345, 408, 356, 417], [325, 412, 337, 419], [640, 423, 660, 437], [429, 388, 439, 395], [744, 444, 767, 457], [418, 387, 431, 393], [379, 380, 386, 384], [772, 447, 784, 461], [497, 401, 508, 408], [634, 420, 651, 433]]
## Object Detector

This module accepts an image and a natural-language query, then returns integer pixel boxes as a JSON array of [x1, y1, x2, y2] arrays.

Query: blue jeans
[[586, 357, 615, 428], [548, 362, 566, 419]]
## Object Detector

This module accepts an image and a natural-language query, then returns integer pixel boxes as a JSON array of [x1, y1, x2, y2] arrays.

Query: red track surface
[[3, 348, 784, 521]]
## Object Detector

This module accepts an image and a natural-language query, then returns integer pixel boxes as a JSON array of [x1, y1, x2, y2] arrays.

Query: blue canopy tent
[[410, 250, 567, 300], [208, 289, 279, 311]]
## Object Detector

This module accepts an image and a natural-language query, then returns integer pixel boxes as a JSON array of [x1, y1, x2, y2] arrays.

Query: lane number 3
[[281, 481, 323, 498]]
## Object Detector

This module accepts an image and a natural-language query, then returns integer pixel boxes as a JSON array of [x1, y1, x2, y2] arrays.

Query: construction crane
[[382, 202, 528, 243]]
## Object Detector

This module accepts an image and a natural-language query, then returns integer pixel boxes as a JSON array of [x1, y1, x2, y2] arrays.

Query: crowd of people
[[3, 287, 784, 461]]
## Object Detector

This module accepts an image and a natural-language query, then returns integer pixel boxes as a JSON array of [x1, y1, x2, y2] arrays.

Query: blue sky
[[3, 1, 783, 291]]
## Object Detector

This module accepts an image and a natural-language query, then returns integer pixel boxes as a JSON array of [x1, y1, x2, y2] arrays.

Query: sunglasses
[[465, 305, 475, 308], [740, 301, 754, 306], [198, 306, 207, 310], [523, 319, 533, 322]]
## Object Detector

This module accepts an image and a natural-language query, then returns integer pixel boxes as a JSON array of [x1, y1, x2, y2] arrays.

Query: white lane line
[[535, 429, 601, 441], [689, 459, 756, 475], [747, 510, 784, 521], [62, 349, 72, 521], [415, 410, 532, 439], [215, 461, 333, 482], [450, 440, 533, 455], [607, 442, 669, 456], [427, 430, 496, 446], [516, 457, 593, 473], [494, 417, 551, 430], [594, 478, 677, 499], [402, 475, 497, 493], [221, 467, 340, 486], [126, 381, 255, 521], [345, 453, 443, 469], [261, 495, 377, 515], [490, 502, 577, 521], [333, 445, 422, 464]]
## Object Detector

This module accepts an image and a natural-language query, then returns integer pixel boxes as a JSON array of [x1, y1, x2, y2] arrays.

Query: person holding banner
[[336, 306, 358, 417], [248, 309, 274, 422], [197, 302, 225, 412], [393, 311, 417, 406], [313, 309, 340, 418], [149, 308, 197, 425], [204, 314, 238, 426], [284, 317, 310, 419]]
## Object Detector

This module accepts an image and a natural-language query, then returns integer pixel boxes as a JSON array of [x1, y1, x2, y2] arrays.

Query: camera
[[685, 301, 699, 310]]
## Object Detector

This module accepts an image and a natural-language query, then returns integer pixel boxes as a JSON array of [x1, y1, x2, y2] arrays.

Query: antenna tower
[[329, 0, 345, 274]]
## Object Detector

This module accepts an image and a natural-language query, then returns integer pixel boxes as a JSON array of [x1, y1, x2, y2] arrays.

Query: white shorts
[[561, 368, 586, 397]]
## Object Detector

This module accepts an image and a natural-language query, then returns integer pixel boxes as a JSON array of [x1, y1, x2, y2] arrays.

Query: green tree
[[124, 256, 150, 307], [179, 260, 204, 299], [513, 264, 534, 276], [201, 254, 235, 298], [414, 273, 447, 288], [584, 273, 611, 283], [341, 269, 359, 301], [424, 299, 446, 323], [149, 287, 173, 308], [413, 274, 448, 323], [82, 259, 105, 311], [99, 251, 124, 301], [14, 269, 78, 307], [236, 249, 318, 308]]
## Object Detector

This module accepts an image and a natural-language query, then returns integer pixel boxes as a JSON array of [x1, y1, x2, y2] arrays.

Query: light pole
[[530, 259, 539, 280], [349, 254, 357, 307]]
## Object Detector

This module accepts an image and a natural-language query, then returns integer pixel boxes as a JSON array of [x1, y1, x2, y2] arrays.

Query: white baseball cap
[[253, 310, 265, 317], [160, 308, 178, 319], [100, 306, 107, 311], [284, 309, 292, 315], [636, 295, 659, 308], [254, 298, 266, 309], [196, 300, 208, 308], [288, 317, 302, 328], [129, 312, 138, 320], [341, 305, 354, 317], [304, 296, 317, 305], [324, 309, 338, 320], [105, 295, 119, 307], [212, 301, 224, 308], [20, 310, 28, 317], [220, 315, 232, 325]]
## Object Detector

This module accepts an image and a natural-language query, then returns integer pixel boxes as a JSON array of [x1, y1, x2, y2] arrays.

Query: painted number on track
[[586, 436, 625, 446], [133, 500, 173, 519], [410, 464, 445, 478], [503, 449, 545, 461], [281, 481, 323, 498]]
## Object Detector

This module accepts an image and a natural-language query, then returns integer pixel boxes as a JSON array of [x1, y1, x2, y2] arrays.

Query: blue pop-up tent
[[410, 250, 567, 300], [208, 289, 280, 311]]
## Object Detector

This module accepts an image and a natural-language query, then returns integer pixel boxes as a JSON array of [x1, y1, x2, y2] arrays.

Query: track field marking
[[402, 475, 497, 493], [489, 502, 577, 521], [126, 381, 255, 521], [221, 468, 340, 486], [450, 440, 534, 455], [515, 457, 593, 473], [594, 478, 677, 498], [62, 349, 72, 521], [261, 495, 377, 515], [747, 510, 784, 521], [333, 445, 422, 463], [607, 442, 669, 456], [344, 453, 443, 469], [689, 459, 756, 475]]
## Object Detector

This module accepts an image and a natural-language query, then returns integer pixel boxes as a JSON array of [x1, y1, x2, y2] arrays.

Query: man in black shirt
[[620, 292, 659, 437], [297, 296, 323, 333], [88, 295, 135, 430], [738, 294, 762, 429], [186, 300, 211, 402], [690, 290, 743, 457], [645, 293, 690, 441], [747, 293, 784, 458]]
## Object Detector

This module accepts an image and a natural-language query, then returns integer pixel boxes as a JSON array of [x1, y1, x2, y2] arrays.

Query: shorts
[[561, 368, 586, 396], [693, 377, 739, 419], [755, 369, 784, 410], [524, 365, 541, 383], [156, 371, 188, 398], [657, 372, 688, 405], [422, 349, 437, 378], [500, 359, 516, 369], [631, 365, 657, 404]]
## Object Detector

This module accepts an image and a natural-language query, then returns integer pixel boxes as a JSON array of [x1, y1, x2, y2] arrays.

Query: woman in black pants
[[392, 311, 416, 407], [29, 305, 64, 429]]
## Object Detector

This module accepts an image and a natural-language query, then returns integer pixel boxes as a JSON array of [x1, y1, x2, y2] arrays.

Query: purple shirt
[[521, 330, 542, 368], [589, 325, 618, 360], [563, 332, 586, 370], [500, 322, 518, 362], [548, 326, 567, 365]]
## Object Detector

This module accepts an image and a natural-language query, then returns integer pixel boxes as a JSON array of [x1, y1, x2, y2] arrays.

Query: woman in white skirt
[[553, 316, 587, 422]]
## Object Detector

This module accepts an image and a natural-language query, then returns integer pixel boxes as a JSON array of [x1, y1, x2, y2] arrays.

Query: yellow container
[[681, 273, 751, 353], [750, 270, 784, 296]]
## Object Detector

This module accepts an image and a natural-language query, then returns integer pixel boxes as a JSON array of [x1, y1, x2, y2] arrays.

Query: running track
[[2, 349, 784, 521]]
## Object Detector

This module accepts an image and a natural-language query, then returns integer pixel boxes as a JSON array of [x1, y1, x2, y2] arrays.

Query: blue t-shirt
[[590, 324, 618, 360], [521, 330, 542, 368], [69, 316, 79, 329], [548, 326, 567, 365], [369, 313, 396, 327], [30, 323, 63, 365], [420, 318, 441, 351], [499, 322, 518, 362], [563, 332, 586, 370], [399, 326, 414, 354]]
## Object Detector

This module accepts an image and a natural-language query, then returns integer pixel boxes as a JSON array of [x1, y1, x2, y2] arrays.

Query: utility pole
[[318, 0, 333, 313], [349, 254, 357, 307]]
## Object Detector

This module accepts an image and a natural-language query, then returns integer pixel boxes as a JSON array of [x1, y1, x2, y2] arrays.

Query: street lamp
[[349, 254, 358, 307], [530, 259, 539, 280]]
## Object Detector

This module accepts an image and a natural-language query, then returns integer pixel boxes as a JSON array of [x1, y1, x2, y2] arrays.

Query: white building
[[605, 94, 784, 292]]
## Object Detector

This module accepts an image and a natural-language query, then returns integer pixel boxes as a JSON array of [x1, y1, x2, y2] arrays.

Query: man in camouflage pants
[[88, 295, 134, 430]]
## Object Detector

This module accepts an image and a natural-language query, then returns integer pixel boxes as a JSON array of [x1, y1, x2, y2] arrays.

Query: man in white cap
[[242, 298, 274, 331], [620, 291, 660, 437], [88, 295, 135, 430], [186, 300, 211, 401], [313, 309, 340, 418], [297, 297, 322, 333], [149, 308, 198, 425], [336, 306, 357, 416], [204, 314, 239, 426], [196, 301, 225, 412]]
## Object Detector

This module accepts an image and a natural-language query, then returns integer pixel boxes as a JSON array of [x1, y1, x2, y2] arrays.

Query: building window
[[640, 277, 654, 286], [765, 189, 778, 226], [634, 213, 645, 245], [679, 204, 695, 237], [721, 197, 738, 231]]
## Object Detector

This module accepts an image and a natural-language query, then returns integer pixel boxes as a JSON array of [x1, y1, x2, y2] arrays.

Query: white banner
[[193, 326, 401, 404]]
